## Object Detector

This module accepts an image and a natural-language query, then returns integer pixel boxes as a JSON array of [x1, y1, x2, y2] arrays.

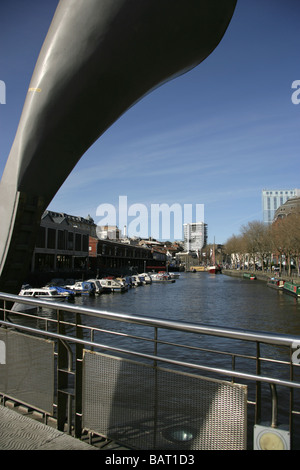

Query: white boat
[[49, 286, 76, 300], [65, 281, 95, 296], [131, 275, 142, 287], [150, 273, 175, 283], [138, 273, 152, 284], [87, 279, 105, 295], [12, 285, 73, 312], [99, 278, 127, 293], [169, 272, 180, 279], [18, 286, 67, 301], [116, 277, 130, 291], [137, 274, 147, 285]]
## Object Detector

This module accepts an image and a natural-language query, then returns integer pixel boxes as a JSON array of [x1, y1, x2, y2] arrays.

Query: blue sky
[[1, 1, 300, 244]]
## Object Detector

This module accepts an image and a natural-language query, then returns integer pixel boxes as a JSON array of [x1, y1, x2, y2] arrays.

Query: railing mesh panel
[[0, 329, 54, 414], [82, 350, 247, 450]]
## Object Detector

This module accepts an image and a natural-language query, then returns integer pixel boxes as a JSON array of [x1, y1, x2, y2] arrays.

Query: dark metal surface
[[0, 0, 237, 293]]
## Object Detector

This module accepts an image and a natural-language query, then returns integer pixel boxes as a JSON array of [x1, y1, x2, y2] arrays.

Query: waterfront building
[[97, 225, 121, 240], [183, 222, 207, 253], [273, 196, 300, 221], [32, 211, 96, 276], [28, 212, 186, 283], [89, 238, 156, 275], [262, 188, 300, 224], [176, 251, 199, 271], [137, 239, 183, 271]]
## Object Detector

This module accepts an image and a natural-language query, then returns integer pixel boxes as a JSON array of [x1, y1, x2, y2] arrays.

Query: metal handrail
[[0, 318, 299, 390], [1, 291, 299, 347], [1, 292, 300, 389]]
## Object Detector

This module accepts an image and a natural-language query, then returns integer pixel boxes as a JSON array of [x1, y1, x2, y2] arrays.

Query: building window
[[36, 226, 46, 248], [56, 255, 72, 270], [67, 232, 73, 250], [47, 228, 56, 249], [82, 234, 88, 252], [35, 253, 55, 271], [57, 230, 65, 250], [75, 233, 82, 251]]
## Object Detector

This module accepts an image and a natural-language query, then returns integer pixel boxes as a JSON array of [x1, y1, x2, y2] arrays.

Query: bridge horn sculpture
[[0, 0, 237, 294]]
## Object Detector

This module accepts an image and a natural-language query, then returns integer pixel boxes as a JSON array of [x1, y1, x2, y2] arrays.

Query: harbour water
[[74, 272, 300, 336]]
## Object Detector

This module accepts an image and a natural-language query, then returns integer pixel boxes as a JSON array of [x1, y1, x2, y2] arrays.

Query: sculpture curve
[[0, 0, 237, 293]]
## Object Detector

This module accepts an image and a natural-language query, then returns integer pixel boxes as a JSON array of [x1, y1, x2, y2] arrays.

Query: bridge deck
[[0, 405, 98, 450]]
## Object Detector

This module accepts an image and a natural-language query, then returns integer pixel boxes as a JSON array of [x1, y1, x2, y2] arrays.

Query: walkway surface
[[0, 405, 97, 450]]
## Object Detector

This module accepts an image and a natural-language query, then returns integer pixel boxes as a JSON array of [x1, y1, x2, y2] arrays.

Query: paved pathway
[[0, 405, 97, 450]]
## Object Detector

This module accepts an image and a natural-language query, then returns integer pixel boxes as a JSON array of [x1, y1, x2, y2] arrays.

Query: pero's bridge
[[0, 0, 237, 294]]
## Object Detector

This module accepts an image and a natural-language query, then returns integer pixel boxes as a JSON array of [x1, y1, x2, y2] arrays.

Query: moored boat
[[50, 285, 76, 300], [206, 239, 222, 274], [243, 273, 256, 280], [150, 273, 175, 283], [65, 281, 96, 296], [87, 279, 105, 295], [207, 265, 222, 274], [267, 278, 285, 290], [169, 272, 180, 279], [99, 278, 127, 293], [137, 274, 147, 285], [138, 273, 152, 284], [116, 277, 130, 291], [13, 285, 70, 312], [190, 266, 205, 272], [18, 286, 68, 300], [131, 275, 142, 287], [283, 282, 300, 298]]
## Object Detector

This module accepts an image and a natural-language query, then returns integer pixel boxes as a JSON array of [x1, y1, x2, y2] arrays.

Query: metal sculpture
[[0, 0, 237, 293]]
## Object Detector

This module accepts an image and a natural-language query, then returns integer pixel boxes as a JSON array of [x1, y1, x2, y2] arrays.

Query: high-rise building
[[262, 189, 300, 224], [183, 222, 207, 252]]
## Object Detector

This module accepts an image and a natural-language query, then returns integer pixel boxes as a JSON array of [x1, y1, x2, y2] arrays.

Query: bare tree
[[224, 235, 247, 269], [224, 210, 300, 277], [241, 221, 272, 272]]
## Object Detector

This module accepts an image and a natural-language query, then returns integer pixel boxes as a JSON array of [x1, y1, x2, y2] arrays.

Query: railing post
[[290, 349, 294, 450], [270, 383, 278, 428], [153, 326, 158, 448], [57, 309, 70, 433], [75, 312, 83, 438], [255, 342, 261, 424]]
